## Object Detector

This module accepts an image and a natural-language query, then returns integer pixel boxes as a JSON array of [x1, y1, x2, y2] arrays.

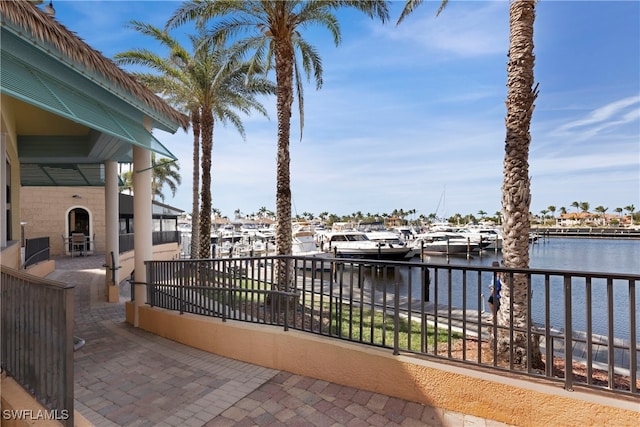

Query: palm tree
[[150, 154, 182, 202], [540, 209, 548, 224], [579, 201, 590, 213], [571, 201, 580, 213], [624, 204, 635, 226], [547, 205, 556, 219], [116, 23, 274, 259], [615, 207, 623, 219], [167, 0, 389, 290], [119, 155, 181, 202], [594, 205, 608, 226], [120, 168, 134, 195], [399, 0, 542, 368]]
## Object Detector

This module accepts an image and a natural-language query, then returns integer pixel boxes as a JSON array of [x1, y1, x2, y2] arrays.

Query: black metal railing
[[140, 256, 639, 397], [23, 236, 50, 268], [0, 266, 74, 426], [119, 231, 180, 253]]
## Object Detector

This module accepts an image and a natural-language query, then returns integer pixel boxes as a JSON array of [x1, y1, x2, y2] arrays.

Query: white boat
[[322, 229, 411, 260], [291, 222, 332, 269], [410, 231, 482, 255], [456, 226, 503, 250], [357, 222, 408, 249]]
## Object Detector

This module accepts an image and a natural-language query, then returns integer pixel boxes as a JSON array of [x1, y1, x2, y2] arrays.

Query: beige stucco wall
[[1, 373, 91, 427], [20, 187, 106, 257], [118, 242, 181, 281], [129, 305, 639, 427], [0, 241, 20, 269]]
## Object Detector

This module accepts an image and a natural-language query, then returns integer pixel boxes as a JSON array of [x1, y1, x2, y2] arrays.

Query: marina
[[179, 222, 639, 340], [144, 252, 640, 395]]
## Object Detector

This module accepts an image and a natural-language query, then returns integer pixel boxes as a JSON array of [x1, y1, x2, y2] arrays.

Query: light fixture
[[44, 1, 55, 16], [72, 194, 82, 199]]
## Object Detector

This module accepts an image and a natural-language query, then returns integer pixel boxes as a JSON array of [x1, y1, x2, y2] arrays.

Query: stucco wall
[[20, 187, 106, 256], [0, 241, 20, 269], [129, 305, 639, 427], [1, 373, 91, 427]]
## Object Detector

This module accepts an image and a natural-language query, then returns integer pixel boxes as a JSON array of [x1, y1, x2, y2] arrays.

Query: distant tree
[[547, 205, 556, 218], [594, 205, 608, 225], [120, 155, 181, 202], [477, 210, 487, 219], [624, 205, 635, 225], [559, 206, 567, 215], [579, 202, 590, 213], [540, 209, 548, 224], [151, 154, 182, 202], [571, 201, 580, 213], [120, 169, 134, 195]]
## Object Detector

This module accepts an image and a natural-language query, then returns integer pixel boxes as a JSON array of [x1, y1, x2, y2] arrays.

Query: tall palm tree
[[399, 0, 542, 368], [115, 23, 274, 259], [167, 0, 389, 290]]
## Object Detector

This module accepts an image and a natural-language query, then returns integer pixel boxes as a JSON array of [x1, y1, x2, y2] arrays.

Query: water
[[346, 238, 640, 340]]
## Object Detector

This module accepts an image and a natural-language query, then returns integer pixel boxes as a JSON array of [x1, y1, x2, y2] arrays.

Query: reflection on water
[[311, 238, 639, 340]]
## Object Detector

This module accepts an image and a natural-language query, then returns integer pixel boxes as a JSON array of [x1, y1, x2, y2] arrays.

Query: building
[[1, 0, 188, 305]]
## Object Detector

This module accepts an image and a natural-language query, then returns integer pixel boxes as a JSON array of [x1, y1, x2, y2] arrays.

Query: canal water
[[346, 238, 640, 340]]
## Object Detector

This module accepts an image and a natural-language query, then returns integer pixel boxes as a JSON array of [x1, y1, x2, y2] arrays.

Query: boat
[[456, 225, 503, 251], [291, 222, 333, 269], [320, 224, 411, 260], [409, 231, 484, 255]]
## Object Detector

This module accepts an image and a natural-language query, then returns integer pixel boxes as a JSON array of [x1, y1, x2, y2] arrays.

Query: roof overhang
[[1, 3, 185, 187], [2, 49, 178, 162]]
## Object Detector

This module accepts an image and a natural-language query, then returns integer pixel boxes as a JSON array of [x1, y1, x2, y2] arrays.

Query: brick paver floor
[[48, 254, 510, 427]]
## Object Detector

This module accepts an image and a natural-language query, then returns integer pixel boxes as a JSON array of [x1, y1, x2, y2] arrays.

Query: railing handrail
[[140, 256, 639, 397], [0, 265, 74, 426]]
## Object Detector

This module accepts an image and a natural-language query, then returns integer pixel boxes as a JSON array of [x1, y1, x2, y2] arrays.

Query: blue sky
[[49, 1, 639, 220]]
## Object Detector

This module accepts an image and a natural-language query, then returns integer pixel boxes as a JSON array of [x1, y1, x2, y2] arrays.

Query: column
[[104, 160, 120, 302], [132, 145, 152, 326]]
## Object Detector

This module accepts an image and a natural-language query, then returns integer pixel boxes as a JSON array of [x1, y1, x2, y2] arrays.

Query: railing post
[[563, 275, 573, 391], [629, 279, 637, 394], [393, 274, 400, 355]]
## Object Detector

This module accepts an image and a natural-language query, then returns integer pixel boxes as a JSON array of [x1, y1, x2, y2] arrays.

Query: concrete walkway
[[48, 254, 510, 427]]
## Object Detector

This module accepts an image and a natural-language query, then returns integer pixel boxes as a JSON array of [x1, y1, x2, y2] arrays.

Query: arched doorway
[[68, 207, 91, 251]]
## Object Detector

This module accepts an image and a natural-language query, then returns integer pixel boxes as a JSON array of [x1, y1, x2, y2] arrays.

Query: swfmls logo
[[2, 409, 70, 421]]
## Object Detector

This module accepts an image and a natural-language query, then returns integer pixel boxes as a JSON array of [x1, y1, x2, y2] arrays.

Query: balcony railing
[[119, 230, 180, 253], [23, 236, 50, 268], [0, 266, 74, 426], [140, 256, 639, 397]]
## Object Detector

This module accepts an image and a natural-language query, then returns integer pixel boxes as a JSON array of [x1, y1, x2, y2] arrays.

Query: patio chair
[[71, 233, 86, 257]]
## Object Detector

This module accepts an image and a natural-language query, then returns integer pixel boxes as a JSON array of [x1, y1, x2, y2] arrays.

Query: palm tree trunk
[[498, 0, 543, 370], [199, 108, 214, 259], [270, 31, 297, 316], [190, 108, 201, 259]]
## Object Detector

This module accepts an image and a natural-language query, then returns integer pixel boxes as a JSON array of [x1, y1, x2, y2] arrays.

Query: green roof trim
[[19, 163, 126, 187], [1, 51, 177, 161]]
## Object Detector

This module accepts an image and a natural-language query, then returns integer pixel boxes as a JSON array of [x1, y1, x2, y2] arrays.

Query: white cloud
[[553, 96, 640, 141]]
